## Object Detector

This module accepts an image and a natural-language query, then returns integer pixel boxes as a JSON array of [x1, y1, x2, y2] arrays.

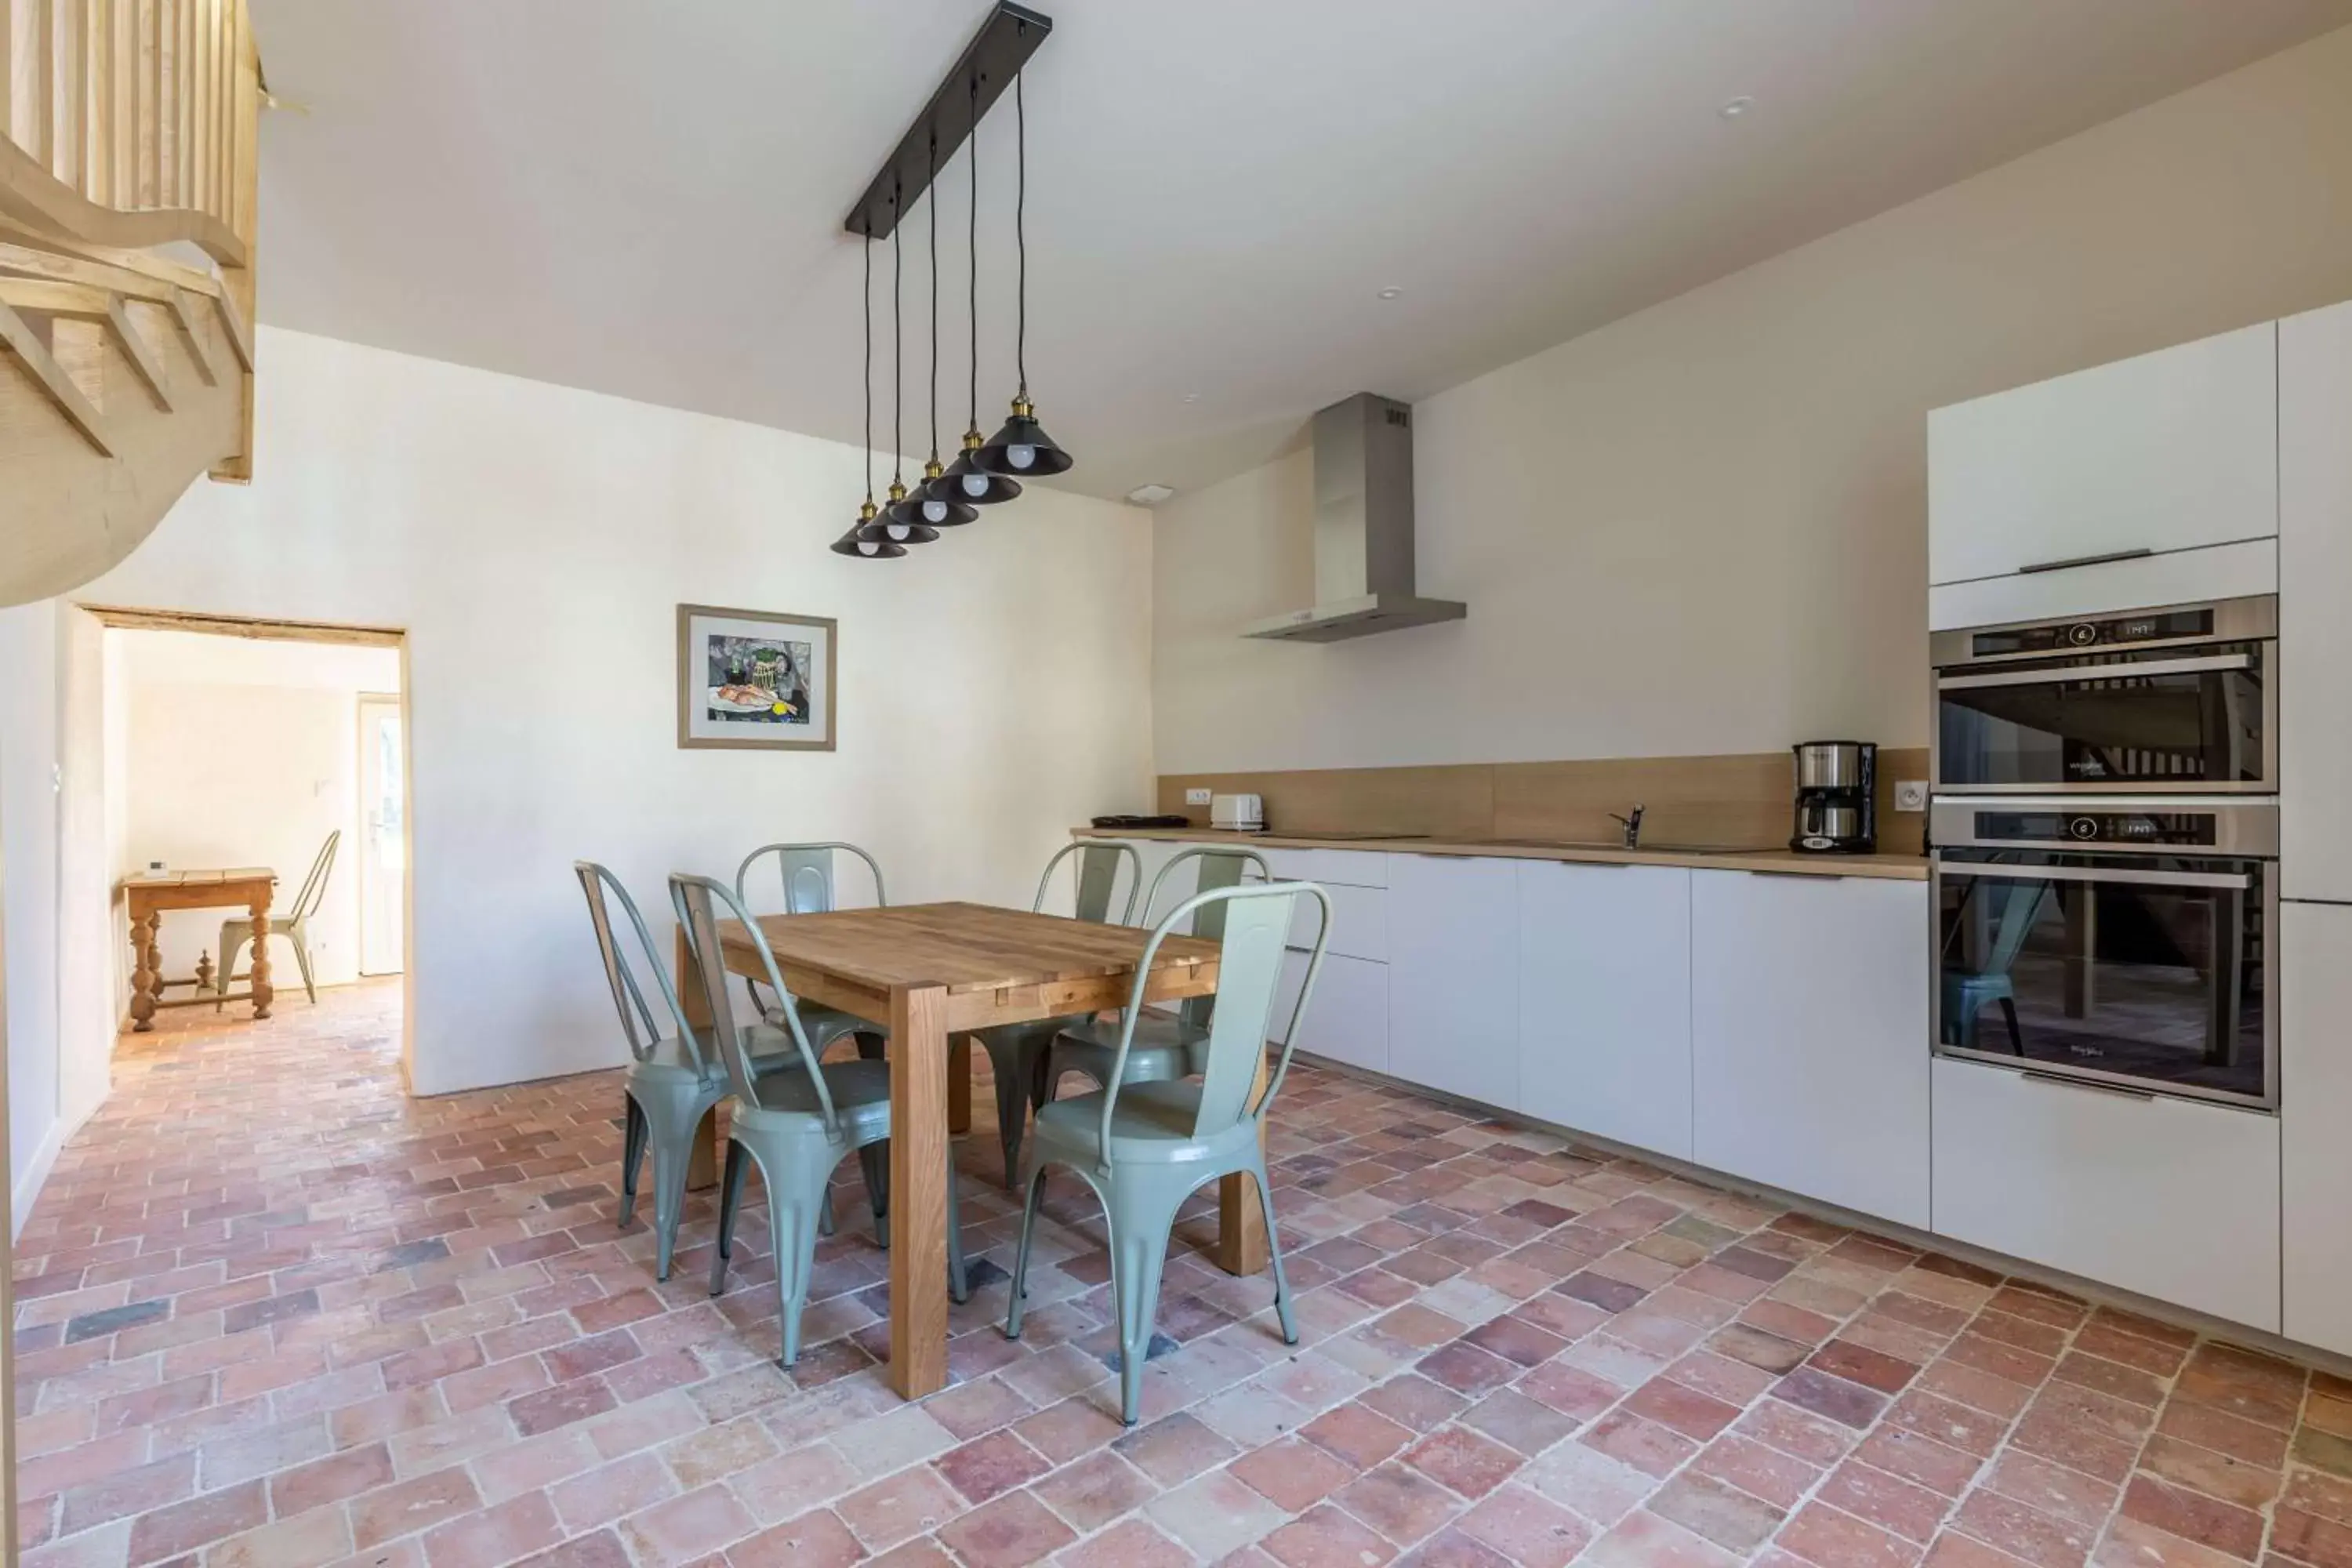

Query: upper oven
[[1930, 596, 2275, 794]]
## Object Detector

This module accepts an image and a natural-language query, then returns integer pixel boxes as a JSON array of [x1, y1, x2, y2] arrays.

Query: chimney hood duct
[[1242, 393, 1467, 643]]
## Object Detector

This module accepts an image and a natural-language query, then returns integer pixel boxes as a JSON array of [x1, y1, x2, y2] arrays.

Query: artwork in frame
[[677, 604, 837, 751]]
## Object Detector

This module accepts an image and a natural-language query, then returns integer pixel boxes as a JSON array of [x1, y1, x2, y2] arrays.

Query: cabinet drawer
[[1258, 847, 1388, 888], [1276, 950, 1388, 1076], [1287, 880, 1386, 962], [1930, 1058, 2280, 1332]]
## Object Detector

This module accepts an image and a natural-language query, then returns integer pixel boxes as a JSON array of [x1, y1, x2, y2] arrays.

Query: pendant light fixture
[[894, 134, 978, 528], [831, 233, 906, 558], [858, 191, 940, 547], [977, 71, 1073, 478], [933, 74, 1021, 507]]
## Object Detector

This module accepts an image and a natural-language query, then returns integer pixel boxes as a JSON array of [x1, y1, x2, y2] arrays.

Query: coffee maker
[[1790, 742, 1877, 853]]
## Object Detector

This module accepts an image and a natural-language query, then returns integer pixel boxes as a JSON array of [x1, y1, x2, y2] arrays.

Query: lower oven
[[1929, 797, 2277, 1110]]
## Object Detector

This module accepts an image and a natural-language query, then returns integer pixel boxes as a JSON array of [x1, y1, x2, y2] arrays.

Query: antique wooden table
[[119, 867, 275, 1029], [673, 900, 1268, 1399]]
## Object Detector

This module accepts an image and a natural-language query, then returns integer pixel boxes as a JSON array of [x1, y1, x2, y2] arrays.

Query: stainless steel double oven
[[1929, 596, 2278, 1110]]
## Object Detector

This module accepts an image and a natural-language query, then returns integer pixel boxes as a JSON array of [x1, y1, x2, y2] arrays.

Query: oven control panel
[[1930, 798, 2278, 858]]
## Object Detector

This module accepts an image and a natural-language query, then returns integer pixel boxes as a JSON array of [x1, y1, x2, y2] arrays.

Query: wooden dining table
[[673, 900, 1269, 1399]]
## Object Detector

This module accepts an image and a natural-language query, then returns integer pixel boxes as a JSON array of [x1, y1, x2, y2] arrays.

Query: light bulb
[[960, 473, 989, 498], [858, 541, 881, 557], [923, 500, 947, 523], [1007, 445, 1036, 470], [886, 524, 911, 542]]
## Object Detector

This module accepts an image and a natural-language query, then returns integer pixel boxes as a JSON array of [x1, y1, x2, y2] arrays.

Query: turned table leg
[[128, 902, 162, 1033], [247, 887, 274, 1019]]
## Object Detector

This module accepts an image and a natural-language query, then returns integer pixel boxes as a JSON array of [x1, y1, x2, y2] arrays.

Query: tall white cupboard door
[[2282, 300, 2352, 903], [1691, 872, 1931, 1226], [2284, 900, 2352, 1356], [1932, 1058, 2279, 1332], [1275, 949, 1389, 1076], [1517, 862, 1692, 1160], [1928, 322, 2278, 586], [1387, 855, 1520, 1111]]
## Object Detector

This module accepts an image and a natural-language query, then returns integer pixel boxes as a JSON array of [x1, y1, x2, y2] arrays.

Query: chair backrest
[[1985, 881, 2052, 976], [734, 841, 887, 916], [1033, 840, 1142, 925], [670, 872, 839, 1125], [1139, 848, 1270, 1028], [573, 861, 698, 1070], [1094, 880, 1331, 1159], [291, 830, 341, 922]]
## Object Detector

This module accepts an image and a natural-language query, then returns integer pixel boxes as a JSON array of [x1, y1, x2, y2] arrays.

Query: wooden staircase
[[1, 0, 260, 608]]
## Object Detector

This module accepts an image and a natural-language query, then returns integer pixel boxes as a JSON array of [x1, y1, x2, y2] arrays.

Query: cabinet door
[[1287, 880, 1388, 963], [2282, 301, 2352, 902], [1276, 949, 1389, 1076], [1929, 322, 2278, 586], [1517, 861, 1692, 1160], [1933, 1058, 2280, 1332], [1387, 855, 1520, 1111], [1259, 847, 1388, 888], [2283, 900, 2352, 1355], [1691, 873, 1930, 1226]]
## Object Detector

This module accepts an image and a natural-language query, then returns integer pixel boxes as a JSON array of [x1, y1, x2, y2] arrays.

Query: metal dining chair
[[1040, 847, 1271, 1111], [1944, 880, 2052, 1053], [1006, 878, 1330, 1424], [574, 861, 856, 1281], [673, 873, 967, 1369], [216, 829, 339, 1007], [972, 841, 1142, 1188]]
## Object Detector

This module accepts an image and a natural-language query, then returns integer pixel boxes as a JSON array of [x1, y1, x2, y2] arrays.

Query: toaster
[[1210, 793, 1265, 832]]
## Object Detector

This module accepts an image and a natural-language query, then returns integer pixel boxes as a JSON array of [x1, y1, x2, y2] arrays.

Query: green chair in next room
[[1006, 877, 1330, 1424], [217, 830, 339, 1007]]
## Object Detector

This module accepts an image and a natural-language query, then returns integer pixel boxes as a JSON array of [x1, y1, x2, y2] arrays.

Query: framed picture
[[677, 604, 837, 751]]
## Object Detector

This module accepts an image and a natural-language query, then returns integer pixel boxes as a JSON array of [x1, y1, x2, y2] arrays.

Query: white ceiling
[[249, 0, 2352, 503]]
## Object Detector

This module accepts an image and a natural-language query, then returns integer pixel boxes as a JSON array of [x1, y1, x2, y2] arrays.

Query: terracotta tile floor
[[16, 982, 2352, 1567]]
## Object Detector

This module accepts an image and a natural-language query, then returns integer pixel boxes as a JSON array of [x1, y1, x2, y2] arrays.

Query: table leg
[[948, 1035, 972, 1136], [1216, 1045, 1272, 1276], [247, 887, 274, 1019], [128, 903, 161, 1033], [674, 928, 720, 1191], [888, 983, 950, 1400]]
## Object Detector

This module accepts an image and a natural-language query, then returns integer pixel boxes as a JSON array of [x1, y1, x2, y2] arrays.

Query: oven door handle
[[1936, 652, 2254, 691], [1936, 861, 2254, 891]]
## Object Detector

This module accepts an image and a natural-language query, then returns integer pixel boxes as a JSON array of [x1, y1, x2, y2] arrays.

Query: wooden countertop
[[1074, 826, 1929, 880]]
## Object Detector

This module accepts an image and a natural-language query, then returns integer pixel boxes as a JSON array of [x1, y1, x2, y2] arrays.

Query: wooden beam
[[0, 271, 110, 312], [77, 605, 408, 647], [106, 292, 165, 406], [0, 293, 114, 452], [208, 263, 245, 367], [0, 139, 246, 262], [164, 281, 216, 383], [0, 234, 197, 301]]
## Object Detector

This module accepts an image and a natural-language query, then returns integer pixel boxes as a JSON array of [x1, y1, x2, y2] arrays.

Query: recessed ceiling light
[[1377, 286, 1404, 300], [1127, 483, 1177, 506], [1719, 96, 1755, 119], [1181, 392, 1200, 404]]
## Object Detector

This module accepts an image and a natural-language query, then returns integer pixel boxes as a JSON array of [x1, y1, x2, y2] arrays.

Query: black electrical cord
[[891, 182, 904, 491], [928, 133, 941, 464], [862, 232, 873, 505], [968, 75, 981, 435], [1014, 71, 1027, 399]]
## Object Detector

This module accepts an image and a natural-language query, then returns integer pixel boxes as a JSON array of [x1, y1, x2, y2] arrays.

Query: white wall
[[1153, 25, 2352, 774], [40, 326, 1154, 1096], [116, 632, 401, 997], [1, 601, 62, 1232]]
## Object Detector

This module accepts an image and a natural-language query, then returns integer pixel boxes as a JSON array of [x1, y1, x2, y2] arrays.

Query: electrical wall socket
[[1894, 779, 1929, 812], [1185, 787, 1213, 806]]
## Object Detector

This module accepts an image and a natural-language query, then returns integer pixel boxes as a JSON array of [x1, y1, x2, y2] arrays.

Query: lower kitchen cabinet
[[2283, 899, 2352, 1355], [1388, 854, 1521, 1111], [1277, 949, 1389, 1075], [1931, 1057, 2281, 1331], [1691, 871, 1930, 1226], [1517, 860, 1693, 1159]]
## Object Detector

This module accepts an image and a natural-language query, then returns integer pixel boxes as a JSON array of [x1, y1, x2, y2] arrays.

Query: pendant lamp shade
[[832, 502, 906, 557], [977, 397, 1073, 476], [861, 481, 940, 546], [935, 433, 1022, 504], [897, 460, 978, 526]]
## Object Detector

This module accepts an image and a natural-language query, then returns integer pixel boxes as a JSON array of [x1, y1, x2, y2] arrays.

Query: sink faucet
[[1608, 804, 1646, 848]]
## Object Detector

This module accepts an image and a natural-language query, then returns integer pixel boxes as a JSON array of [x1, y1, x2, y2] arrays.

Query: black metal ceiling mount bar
[[843, 2, 1054, 241]]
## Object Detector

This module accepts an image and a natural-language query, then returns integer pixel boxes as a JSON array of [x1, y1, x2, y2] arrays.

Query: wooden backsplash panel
[[1158, 747, 1929, 855]]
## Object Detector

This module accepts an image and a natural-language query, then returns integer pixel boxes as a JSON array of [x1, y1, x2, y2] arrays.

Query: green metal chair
[[1944, 880, 2052, 1053], [1006, 878, 1330, 1424], [1040, 847, 1270, 1110], [972, 841, 1142, 1188], [673, 873, 967, 1369], [217, 830, 339, 1007], [573, 862, 854, 1281]]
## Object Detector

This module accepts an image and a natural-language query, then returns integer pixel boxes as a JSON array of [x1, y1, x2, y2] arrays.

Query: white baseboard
[[13, 1083, 105, 1240]]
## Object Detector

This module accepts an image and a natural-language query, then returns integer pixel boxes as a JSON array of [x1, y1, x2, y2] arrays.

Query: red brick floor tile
[[724, 1508, 866, 1568], [1232, 1435, 1359, 1512], [1777, 1501, 1928, 1568], [1338, 1461, 1470, 1547], [1265, 1501, 1402, 1568], [1650, 1471, 1789, 1554], [933, 1490, 1075, 1568], [1402, 1425, 1524, 1500]]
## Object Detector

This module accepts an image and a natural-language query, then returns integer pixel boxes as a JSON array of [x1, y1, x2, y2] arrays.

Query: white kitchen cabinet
[[2281, 299, 2352, 902], [1287, 879, 1386, 962], [1928, 321, 2278, 586], [1258, 847, 1388, 888], [2283, 900, 2352, 1355], [1691, 871, 1930, 1226], [1276, 949, 1389, 1076], [1932, 1058, 2280, 1332], [1387, 854, 1520, 1111], [1517, 861, 1693, 1160]]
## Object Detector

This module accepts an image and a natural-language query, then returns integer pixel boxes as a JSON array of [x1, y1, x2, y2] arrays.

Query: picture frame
[[676, 604, 837, 751]]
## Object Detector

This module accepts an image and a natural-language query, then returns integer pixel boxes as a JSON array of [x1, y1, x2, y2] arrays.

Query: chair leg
[[987, 1036, 1035, 1190], [858, 1142, 891, 1248], [1003, 1166, 1049, 1341], [709, 1139, 752, 1297], [643, 1095, 707, 1284], [290, 934, 318, 1005], [617, 1095, 647, 1229], [216, 937, 247, 1011], [770, 1149, 834, 1368], [1999, 996, 2024, 1054], [818, 1181, 837, 1238], [1107, 1185, 1181, 1425], [1251, 1156, 1298, 1346], [947, 1160, 970, 1306]]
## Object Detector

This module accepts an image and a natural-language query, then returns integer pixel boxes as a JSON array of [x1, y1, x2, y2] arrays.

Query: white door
[[358, 694, 405, 976], [1387, 855, 1519, 1111]]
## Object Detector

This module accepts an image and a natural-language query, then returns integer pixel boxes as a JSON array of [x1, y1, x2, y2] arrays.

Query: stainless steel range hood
[[1243, 393, 1467, 643]]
